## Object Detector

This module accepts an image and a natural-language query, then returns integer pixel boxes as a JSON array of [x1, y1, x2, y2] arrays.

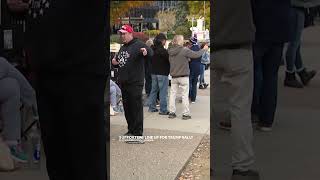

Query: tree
[[156, 10, 176, 33], [174, 1, 189, 29], [110, 1, 154, 26], [187, 1, 210, 30]]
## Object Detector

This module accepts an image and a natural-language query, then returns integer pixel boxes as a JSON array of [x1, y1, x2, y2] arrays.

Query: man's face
[[120, 32, 133, 44]]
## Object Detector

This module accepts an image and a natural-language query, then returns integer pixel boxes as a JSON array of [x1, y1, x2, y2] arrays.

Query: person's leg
[[284, 7, 305, 88], [252, 41, 265, 119], [222, 49, 255, 171], [54, 73, 106, 180], [180, 77, 190, 116], [127, 84, 144, 136], [199, 64, 205, 85], [190, 73, 199, 102], [144, 63, 152, 96], [0, 78, 21, 142], [158, 75, 169, 114], [35, 72, 70, 179], [148, 75, 159, 112], [110, 86, 117, 108], [168, 78, 178, 114], [260, 44, 284, 128], [120, 84, 133, 134]]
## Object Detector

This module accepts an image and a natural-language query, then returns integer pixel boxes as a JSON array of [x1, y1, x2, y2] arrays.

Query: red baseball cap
[[118, 24, 134, 33]]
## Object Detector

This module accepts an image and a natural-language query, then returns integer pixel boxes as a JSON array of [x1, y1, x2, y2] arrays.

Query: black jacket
[[213, 0, 255, 50], [150, 45, 170, 76], [252, 0, 292, 43], [116, 38, 154, 85], [25, 0, 107, 74]]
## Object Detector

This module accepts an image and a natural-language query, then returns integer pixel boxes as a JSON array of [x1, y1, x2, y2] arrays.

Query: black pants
[[34, 72, 106, 180], [120, 83, 143, 136], [252, 41, 284, 127]]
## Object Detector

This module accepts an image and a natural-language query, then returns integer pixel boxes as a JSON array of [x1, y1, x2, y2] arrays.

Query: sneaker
[[219, 121, 231, 131], [191, 101, 196, 104], [257, 126, 272, 132], [182, 114, 191, 120], [148, 109, 159, 113], [159, 111, 169, 115], [232, 169, 260, 180], [9, 145, 28, 163], [168, 112, 177, 119], [199, 84, 205, 89]]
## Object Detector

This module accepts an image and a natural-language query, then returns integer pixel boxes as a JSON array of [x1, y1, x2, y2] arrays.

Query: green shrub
[[143, 30, 161, 37], [110, 34, 121, 43], [174, 26, 191, 39]]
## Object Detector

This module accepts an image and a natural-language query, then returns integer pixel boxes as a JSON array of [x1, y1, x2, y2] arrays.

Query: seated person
[[110, 79, 122, 113], [0, 57, 37, 163]]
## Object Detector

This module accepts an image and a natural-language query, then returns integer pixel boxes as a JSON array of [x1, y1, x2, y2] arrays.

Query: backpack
[[201, 52, 210, 65]]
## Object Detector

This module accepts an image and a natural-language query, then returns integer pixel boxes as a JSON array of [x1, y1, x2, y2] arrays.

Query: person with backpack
[[199, 42, 210, 89]]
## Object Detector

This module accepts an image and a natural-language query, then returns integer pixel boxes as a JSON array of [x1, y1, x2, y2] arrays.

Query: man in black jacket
[[112, 24, 153, 143], [212, 0, 259, 179], [7, 0, 107, 179]]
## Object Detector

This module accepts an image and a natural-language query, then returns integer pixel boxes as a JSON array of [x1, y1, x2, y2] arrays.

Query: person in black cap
[[147, 33, 170, 115]]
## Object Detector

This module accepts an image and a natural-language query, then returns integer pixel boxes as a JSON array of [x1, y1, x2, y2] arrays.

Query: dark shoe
[[168, 112, 177, 119], [204, 83, 209, 88], [182, 114, 192, 120], [148, 109, 159, 112], [284, 72, 303, 88], [219, 121, 231, 131], [251, 114, 260, 125], [298, 68, 317, 86], [199, 84, 205, 89], [159, 111, 169, 115], [232, 170, 260, 180]]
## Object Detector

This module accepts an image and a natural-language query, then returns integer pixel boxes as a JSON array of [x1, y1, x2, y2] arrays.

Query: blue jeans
[[189, 70, 200, 102], [252, 41, 284, 127], [199, 64, 206, 84], [286, 7, 305, 73], [148, 75, 169, 113]]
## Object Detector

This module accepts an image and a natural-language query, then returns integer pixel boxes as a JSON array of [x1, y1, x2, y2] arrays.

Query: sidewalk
[[213, 26, 320, 180], [0, 70, 211, 180], [110, 70, 210, 180]]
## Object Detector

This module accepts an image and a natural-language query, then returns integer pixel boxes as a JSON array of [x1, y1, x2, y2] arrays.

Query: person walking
[[284, 0, 320, 88]]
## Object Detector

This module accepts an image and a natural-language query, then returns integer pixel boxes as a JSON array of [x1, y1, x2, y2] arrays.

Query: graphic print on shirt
[[28, 0, 50, 19], [117, 50, 130, 68]]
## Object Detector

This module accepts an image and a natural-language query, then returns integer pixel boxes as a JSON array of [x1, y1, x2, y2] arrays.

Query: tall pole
[[203, 1, 205, 30]]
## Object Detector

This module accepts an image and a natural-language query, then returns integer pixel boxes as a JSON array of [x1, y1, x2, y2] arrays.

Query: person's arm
[[184, 48, 206, 59]]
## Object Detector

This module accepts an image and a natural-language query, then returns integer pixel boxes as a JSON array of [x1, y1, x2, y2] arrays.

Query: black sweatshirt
[[115, 38, 154, 85], [24, 0, 107, 74], [150, 45, 170, 76]]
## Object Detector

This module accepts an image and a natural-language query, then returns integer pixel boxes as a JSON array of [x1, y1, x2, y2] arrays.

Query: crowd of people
[[110, 24, 209, 143], [213, 0, 319, 179]]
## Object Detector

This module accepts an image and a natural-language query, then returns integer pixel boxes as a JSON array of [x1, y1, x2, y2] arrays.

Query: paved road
[[212, 26, 320, 180]]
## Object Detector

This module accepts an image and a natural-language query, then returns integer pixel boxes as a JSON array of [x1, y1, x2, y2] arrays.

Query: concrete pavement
[[212, 26, 320, 180]]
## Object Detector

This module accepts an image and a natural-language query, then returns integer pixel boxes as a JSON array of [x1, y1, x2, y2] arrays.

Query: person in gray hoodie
[[212, 0, 260, 179], [167, 35, 208, 120]]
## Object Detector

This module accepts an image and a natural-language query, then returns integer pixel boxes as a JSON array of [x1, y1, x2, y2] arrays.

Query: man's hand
[[6, 0, 29, 13], [203, 45, 209, 50], [140, 48, 147, 56], [112, 58, 119, 65]]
